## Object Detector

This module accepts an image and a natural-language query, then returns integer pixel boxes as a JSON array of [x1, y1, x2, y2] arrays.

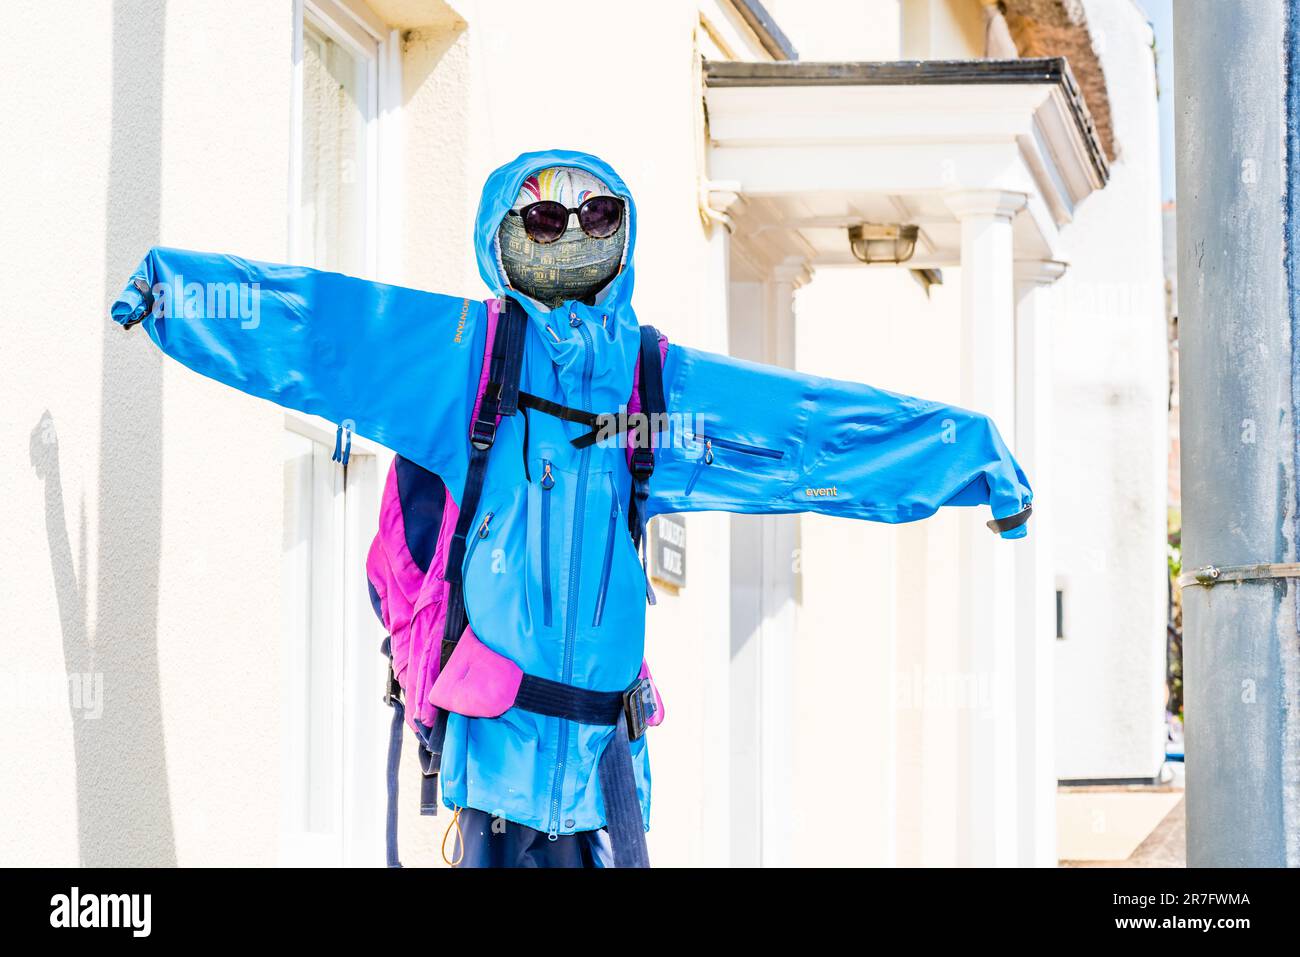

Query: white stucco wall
[[1052, 0, 1168, 781], [763, 0, 903, 59], [1, 0, 290, 866]]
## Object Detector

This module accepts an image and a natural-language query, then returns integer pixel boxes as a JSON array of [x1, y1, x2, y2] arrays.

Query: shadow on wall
[[29, 0, 176, 867]]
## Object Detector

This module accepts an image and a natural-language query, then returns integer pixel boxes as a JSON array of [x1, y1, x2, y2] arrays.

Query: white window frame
[[279, 416, 389, 867], [289, 0, 404, 281], [281, 0, 402, 868]]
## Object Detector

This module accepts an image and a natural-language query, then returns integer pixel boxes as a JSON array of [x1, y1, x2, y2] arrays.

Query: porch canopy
[[703, 57, 1109, 268], [702, 57, 1110, 868]]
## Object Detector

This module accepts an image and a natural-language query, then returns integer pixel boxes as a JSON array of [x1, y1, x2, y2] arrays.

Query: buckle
[[470, 418, 497, 451], [415, 719, 444, 778], [622, 677, 657, 741], [418, 743, 441, 778], [630, 447, 655, 481], [383, 660, 402, 707]]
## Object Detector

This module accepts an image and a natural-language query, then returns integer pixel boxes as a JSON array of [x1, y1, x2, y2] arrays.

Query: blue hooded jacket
[[111, 149, 1032, 839]]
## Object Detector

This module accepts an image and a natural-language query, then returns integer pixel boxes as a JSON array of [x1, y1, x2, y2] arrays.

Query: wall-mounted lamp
[[848, 223, 919, 265]]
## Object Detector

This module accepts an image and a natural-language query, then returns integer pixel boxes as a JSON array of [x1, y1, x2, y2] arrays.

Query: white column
[[699, 184, 742, 867], [1014, 259, 1066, 866], [944, 188, 1026, 866], [758, 257, 808, 867], [701, 183, 742, 353]]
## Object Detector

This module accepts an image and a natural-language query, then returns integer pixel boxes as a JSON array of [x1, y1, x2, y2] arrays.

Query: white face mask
[[497, 166, 626, 308]]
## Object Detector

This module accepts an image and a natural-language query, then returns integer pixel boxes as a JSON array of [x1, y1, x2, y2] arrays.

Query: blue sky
[[1144, 0, 1176, 202]]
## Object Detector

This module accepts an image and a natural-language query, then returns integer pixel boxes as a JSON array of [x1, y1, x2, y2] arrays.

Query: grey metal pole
[[1176, 0, 1300, 866]]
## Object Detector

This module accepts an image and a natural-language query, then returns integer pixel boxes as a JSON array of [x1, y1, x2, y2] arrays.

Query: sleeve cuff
[[110, 273, 155, 330], [987, 503, 1032, 538]]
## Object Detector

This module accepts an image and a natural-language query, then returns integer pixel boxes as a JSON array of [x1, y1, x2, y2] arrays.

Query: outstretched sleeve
[[110, 246, 485, 488], [645, 345, 1033, 539]]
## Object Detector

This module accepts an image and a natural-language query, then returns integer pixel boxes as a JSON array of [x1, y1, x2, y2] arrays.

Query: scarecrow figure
[[112, 150, 1031, 867]]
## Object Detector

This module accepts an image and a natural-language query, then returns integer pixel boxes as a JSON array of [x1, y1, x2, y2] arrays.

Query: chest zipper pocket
[[683, 434, 784, 496], [592, 475, 620, 627], [540, 461, 555, 628]]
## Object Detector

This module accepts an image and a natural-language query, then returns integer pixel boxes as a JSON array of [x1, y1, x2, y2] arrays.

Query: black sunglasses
[[507, 196, 624, 244]]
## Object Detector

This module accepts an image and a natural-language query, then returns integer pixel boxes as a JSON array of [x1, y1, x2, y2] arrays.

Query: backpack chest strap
[[517, 390, 600, 431]]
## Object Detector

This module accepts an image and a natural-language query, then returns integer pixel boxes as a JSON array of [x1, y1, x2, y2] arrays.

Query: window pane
[[300, 18, 368, 274]]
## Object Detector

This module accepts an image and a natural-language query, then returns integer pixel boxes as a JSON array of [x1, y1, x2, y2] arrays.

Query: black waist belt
[[515, 674, 659, 741], [516, 674, 623, 724]]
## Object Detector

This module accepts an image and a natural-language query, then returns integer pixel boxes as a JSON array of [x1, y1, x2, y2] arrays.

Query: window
[[289, 0, 401, 278], [282, 0, 397, 867], [299, 16, 370, 274]]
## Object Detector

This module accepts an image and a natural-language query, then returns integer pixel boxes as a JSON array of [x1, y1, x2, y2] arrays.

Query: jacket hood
[[475, 149, 637, 318]]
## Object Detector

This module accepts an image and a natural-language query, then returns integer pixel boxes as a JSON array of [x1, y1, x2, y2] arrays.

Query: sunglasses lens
[[578, 196, 623, 239], [522, 201, 569, 243]]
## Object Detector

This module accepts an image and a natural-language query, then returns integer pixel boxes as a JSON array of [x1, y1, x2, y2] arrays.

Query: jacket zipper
[[540, 460, 555, 627], [464, 511, 493, 565], [549, 316, 595, 839], [592, 475, 619, 627], [697, 433, 783, 459], [684, 434, 782, 497]]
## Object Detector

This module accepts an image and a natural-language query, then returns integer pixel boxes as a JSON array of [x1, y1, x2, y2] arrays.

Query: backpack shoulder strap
[[628, 325, 666, 551], [637, 326, 666, 427], [425, 297, 527, 772], [445, 297, 525, 588]]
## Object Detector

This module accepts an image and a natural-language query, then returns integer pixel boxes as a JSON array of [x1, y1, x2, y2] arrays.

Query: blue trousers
[[453, 807, 613, 868]]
